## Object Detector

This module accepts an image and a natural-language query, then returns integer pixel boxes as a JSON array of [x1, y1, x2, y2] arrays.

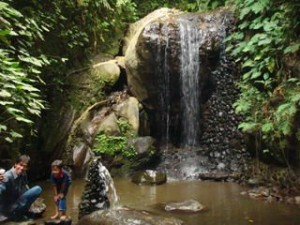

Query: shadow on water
[[35, 178, 300, 225]]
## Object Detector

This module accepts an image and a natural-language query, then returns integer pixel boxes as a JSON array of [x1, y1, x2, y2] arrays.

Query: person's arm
[[53, 185, 61, 203], [52, 184, 58, 197], [58, 184, 65, 199], [59, 171, 71, 197], [22, 173, 29, 192], [50, 174, 59, 202]]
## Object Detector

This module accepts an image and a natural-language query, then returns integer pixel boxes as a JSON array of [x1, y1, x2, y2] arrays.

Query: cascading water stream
[[153, 18, 204, 179], [97, 162, 119, 208], [179, 19, 201, 147], [153, 19, 202, 148]]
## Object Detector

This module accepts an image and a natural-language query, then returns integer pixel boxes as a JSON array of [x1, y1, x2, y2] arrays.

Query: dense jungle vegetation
[[0, 0, 299, 166]]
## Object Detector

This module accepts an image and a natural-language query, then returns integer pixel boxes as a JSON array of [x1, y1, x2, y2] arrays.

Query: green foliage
[[93, 134, 137, 159], [93, 118, 137, 159], [0, 0, 139, 146], [0, 1, 46, 143], [14, 0, 138, 88], [227, 0, 300, 163]]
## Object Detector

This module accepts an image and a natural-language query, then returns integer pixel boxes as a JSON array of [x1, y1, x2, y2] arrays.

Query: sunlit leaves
[[0, 90, 11, 98]]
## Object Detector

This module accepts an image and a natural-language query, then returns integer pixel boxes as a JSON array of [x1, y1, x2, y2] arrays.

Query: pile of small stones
[[78, 158, 110, 219]]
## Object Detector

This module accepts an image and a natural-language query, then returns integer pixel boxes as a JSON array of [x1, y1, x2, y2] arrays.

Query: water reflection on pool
[[38, 178, 300, 225]]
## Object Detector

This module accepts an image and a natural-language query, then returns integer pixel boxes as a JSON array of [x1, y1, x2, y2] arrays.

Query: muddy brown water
[[35, 178, 300, 225]]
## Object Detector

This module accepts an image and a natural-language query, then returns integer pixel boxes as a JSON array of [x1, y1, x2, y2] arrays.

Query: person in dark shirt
[[50, 160, 72, 220], [0, 155, 42, 221]]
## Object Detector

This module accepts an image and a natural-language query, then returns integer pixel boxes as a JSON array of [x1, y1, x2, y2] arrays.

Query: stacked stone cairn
[[78, 158, 110, 219]]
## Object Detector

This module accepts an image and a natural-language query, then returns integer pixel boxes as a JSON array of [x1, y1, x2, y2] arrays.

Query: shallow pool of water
[[37, 178, 300, 225]]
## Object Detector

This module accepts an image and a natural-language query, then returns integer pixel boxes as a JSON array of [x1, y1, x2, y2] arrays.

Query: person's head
[[14, 155, 30, 175], [51, 160, 63, 178]]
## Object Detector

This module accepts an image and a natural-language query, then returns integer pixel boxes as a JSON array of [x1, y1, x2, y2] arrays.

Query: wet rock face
[[125, 9, 232, 110], [158, 57, 249, 180], [125, 8, 242, 144], [79, 159, 110, 219], [198, 55, 249, 177], [156, 55, 249, 179]]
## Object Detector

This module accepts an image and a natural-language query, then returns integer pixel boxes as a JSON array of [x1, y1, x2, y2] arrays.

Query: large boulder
[[125, 8, 232, 110], [126, 136, 157, 170], [91, 60, 121, 87], [64, 92, 142, 176], [113, 97, 140, 134], [128, 136, 155, 155], [98, 112, 120, 135], [123, 8, 181, 55]]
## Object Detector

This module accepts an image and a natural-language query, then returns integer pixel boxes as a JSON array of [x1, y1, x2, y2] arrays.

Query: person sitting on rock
[[50, 160, 72, 220], [0, 155, 42, 221]]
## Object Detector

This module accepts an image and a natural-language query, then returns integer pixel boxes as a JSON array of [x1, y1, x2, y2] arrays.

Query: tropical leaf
[[0, 125, 7, 132], [0, 90, 11, 98], [15, 116, 33, 124], [238, 122, 259, 133], [9, 131, 23, 138], [262, 122, 273, 133]]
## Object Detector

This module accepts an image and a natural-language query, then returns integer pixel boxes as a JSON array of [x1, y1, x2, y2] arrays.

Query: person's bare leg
[[50, 212, 59, 219], [50, 202, 59, 219]]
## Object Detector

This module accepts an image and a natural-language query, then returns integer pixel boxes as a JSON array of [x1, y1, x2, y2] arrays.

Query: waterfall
[[152, 19, 202, 147], [179, 19, 201, 147], [126, 10, 247, 181]]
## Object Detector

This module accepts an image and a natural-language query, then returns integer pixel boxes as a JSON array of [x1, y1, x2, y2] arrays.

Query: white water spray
[[179, 19, 201, 147], [98, 163, 119, 208]]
